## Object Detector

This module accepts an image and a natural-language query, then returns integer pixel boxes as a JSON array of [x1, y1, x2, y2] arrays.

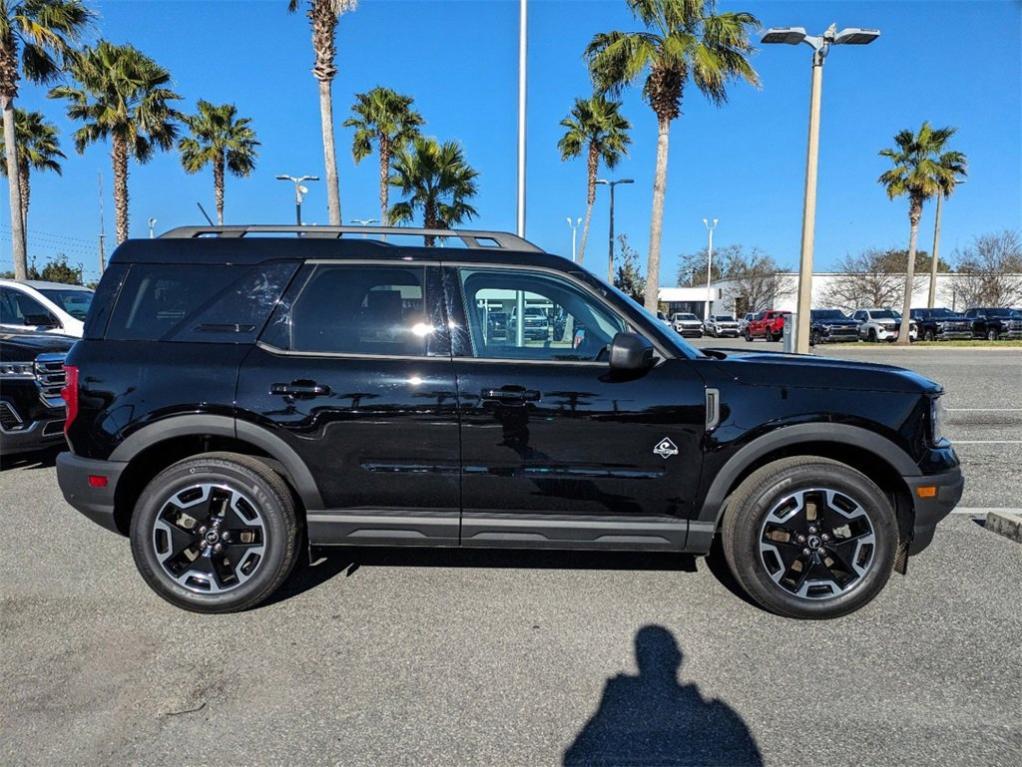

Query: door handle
[[271, 381, 331, 398], [481, 387, 541, 403]]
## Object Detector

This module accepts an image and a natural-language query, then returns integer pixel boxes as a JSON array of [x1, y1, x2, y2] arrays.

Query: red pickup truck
[[744, 309, 791, 342]]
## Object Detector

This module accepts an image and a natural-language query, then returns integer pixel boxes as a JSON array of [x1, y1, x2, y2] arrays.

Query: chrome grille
[[34, 353, 66, 409]]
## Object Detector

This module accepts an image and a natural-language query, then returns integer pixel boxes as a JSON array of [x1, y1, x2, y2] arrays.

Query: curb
[[985, 511, 1022, 544]]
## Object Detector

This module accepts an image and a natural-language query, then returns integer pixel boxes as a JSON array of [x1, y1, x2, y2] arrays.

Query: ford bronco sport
[[56, 225, 964, 618]]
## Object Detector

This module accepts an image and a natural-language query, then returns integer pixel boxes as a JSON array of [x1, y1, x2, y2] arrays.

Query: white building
[[660, 272, 1018, 317]]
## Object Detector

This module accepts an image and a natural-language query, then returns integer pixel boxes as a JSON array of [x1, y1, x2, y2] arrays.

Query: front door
[[237, 262, 461, 545], [446, 266, 706, 549]]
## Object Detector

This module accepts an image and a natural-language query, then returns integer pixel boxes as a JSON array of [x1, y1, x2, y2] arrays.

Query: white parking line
[[949, 440, 1022, 445], [952, 508, 1022, 515], [947, 408, 1022, 412]]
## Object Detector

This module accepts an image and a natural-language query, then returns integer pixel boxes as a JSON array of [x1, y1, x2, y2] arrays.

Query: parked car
[[486, 311, 509, 342], [963, 307, 1022, 340], [57, 224, 962, 619], [656, 311, 673, 329], [909, 308, 973, 341], [0, 329, 73, 456], [737, 312, 756, 335], [703, 314, 740, 338], [852, 308, 918, 342], [0, 279, 93, 337], [510, 306, 550, 341], [744, 310, 790, 342], [808, 309, 861, 345], [671, 312, 703, 337]]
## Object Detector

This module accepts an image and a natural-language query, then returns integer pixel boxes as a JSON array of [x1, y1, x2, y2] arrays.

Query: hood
[[0, 331, 76, 362], [813, 318, 858, 327], [705, 350, 941, 395]]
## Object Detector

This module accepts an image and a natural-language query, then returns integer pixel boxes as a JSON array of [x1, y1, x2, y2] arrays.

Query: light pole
[[566, 216, 581, 262], [927, 179, 964, 308], [516, 0, 527, 237], [762, 23, 880, 353], [351, 218, 379, 239], [147, 217, 157, 239], [596, 178, 633, 283], [276, 174, 319, 225], [702, 217, 718, 321]]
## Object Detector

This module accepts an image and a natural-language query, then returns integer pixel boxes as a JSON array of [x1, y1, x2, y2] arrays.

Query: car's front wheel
[[986, 328, 998, 341], [721, 456, 897, 619], [130, 452, 300, 613]]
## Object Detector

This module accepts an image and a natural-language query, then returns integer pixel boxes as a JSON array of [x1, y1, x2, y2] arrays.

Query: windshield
[[714, 315, 736, 322], [870, 310, 898, 319], [38, 288, 93, 320], [929, 308, 958, 318], [675, 313, 697, 321], [812, 309, 847, 319], [602, 282, 702, 358]]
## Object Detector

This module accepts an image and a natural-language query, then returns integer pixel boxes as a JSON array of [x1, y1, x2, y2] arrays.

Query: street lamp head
[[833, 27, 880, 45], [275, 174, 291, 181], [619, 178, 634, 185], [761, 26, 808, 45], [595, 179, 609, 186]]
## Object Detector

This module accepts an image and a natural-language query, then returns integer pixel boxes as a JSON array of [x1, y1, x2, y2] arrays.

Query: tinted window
[[458, 268, 626, 361], [106, 262, 297, 342], [266, 265, 433, 356], [812, 309, 846, 319], [84, 264, 129, 339], [38, 288, 93, 320], [0, 287, 52, 325]]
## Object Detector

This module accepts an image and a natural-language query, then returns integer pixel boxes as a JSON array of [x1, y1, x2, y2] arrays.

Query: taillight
[[61, 364, 79, 434]]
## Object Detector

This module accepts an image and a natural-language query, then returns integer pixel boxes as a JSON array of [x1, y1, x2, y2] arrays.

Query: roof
[[0, 278, 91, 291]]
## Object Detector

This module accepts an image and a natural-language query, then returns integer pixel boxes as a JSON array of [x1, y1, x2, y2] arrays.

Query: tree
[[879, 122, 966, 342], [288, 0, 357, 226], [953, 231, 1022, 308], [37, 253, 81, 283], [0, 0, 92, 279], [819, 249, 923, 312], [178, 100, 259, 225], [557, 94, 631, 266], [677, 243, 784, 313], [50, 41, 180, 244], [585, 0, 759, 311], [343, 86, 423, 226], [613, 234, 646, 303], [389, 137, 478, 246], [0, 108, 64, 240]]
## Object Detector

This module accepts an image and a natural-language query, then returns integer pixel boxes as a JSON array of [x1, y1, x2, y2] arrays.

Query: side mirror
[[609, 332, 654, 372], [24, 312, 59, 328]]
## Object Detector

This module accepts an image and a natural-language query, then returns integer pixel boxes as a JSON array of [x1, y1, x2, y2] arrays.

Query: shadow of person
[[564, 625, 762, 767]]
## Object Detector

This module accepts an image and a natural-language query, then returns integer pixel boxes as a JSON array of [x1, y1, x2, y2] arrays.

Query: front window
[[0, 287, 54, 326], [38, 288, 94, 320], [812, 309, 846, 319], [870, 310, 898, 320], [458, 268, 627, 361]]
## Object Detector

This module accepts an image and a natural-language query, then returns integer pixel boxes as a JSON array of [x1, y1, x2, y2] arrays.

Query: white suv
[[0, 279, 93, 337], [852, 307, 918, 342]]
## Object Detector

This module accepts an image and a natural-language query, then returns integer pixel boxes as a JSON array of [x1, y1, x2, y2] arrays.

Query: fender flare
[[696, 422, 919, 531], [109, 414, 324, 509]]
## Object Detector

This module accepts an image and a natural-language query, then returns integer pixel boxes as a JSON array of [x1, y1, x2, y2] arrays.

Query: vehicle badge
[[653, 437, 679, 459]]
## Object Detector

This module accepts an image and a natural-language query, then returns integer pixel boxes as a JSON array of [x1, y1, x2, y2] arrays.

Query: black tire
[[744, 331, 753, 342], [130, 452, 300, 613], [867, 328, 878, 342], [720, 456, 897, 619], [810, 330, 820, 346], [987, 328, 998, 341], [924, 328, 936, 342]]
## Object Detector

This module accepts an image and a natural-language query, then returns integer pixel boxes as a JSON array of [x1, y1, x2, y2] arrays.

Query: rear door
[[446, 265, 706, 549], [236, 261, 461, 545]]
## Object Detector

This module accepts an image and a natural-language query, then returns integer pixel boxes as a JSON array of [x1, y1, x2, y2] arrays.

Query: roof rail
[[159, 225, 545, 252]]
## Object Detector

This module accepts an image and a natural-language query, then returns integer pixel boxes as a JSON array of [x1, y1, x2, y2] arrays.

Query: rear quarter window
[[104, 262, 298, 343]]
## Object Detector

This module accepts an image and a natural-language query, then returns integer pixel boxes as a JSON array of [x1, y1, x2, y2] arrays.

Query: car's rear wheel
[[721, 456, 897, 619], [130, 452, 300, 613]]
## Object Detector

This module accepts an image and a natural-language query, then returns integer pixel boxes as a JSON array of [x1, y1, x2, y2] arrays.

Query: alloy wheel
[[151, 483, 267, 594], [758, 488, 876, 600]]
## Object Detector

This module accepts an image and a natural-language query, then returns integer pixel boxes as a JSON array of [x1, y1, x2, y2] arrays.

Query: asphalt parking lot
[[2, 343, 1020, 766]]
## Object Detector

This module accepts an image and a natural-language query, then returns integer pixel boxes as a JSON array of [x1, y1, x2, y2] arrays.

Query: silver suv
[[853, 308, 918, 342]]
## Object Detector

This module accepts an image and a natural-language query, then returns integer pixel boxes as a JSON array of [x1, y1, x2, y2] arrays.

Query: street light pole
[[276, 174, 319, 226], [351, 218, 379, 239], [761, 24, 880, 353], [596, 178, 633, 284], [566, 216, 581, 262], [516, 0, 527, 237], [703, 218, 718, 321]]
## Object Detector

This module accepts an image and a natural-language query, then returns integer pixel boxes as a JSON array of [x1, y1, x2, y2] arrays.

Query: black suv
[[909, 308, 973, 341], [1, 330, 72, 456], [808, 309, 860, 344], [56, 225, 964, 618], [963, 307, 1022, 340]]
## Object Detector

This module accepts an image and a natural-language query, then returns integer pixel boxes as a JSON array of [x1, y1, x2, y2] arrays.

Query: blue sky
[[2, 0, 1020, 284]]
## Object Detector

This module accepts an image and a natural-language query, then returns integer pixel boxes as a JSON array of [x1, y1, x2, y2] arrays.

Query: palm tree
[[557, 94, 631, 267], [50, 41, 180, 244], [585, 0, 759, 310], [0, 109, 64, 239], [389, 136, 478, 246], [343, 87, 424, 226], [288, 0, 357, 226], [879, 122, 966, 343], [178, 101, 259, 225], [0, 0, 92, 279]]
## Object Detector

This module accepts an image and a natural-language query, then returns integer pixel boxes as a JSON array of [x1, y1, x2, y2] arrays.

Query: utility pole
[[703, 218, 718, 321], [761, 24, 880, 353], [516, 0, 527, 237], [97, 172, 106, 273], [596, 178, 633, 284]]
